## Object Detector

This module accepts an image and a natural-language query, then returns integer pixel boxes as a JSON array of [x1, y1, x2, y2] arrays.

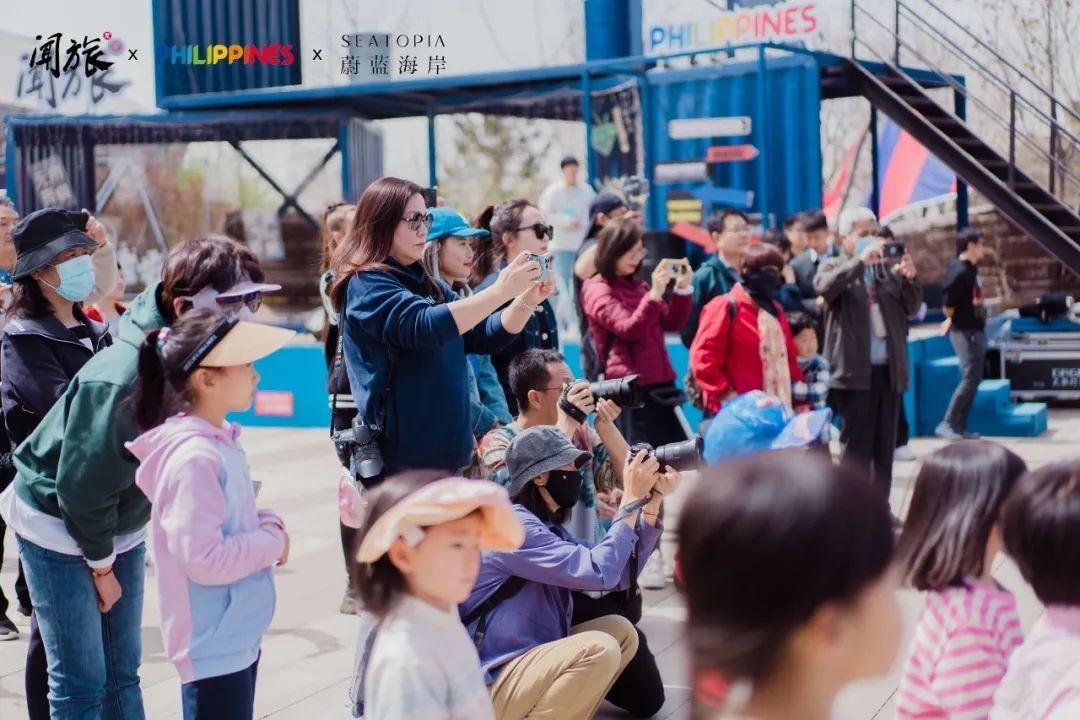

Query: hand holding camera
[[557, 381, 595, 430], [897, 252, 918, 280], [593, 398, 622, 431], [649, 263, 674, 300], [624, 449, 662, 502], [497, 252, 543, 299]]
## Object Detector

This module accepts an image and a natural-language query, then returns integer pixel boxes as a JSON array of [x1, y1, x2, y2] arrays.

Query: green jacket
[[681, 255, 738, 348], [14, 285, 165, 562]]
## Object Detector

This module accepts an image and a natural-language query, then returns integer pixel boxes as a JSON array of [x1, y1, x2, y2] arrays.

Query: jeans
[[551, 250, 578, 336], [945, 328, 987, 433], [181, 658, 259, 720], [17, 537, 146, 720], [830, 365, 901, 497]]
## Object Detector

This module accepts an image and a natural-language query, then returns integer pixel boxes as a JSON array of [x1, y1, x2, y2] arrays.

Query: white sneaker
[[935, 422, 961, 440], [894, 445, 916, 462], [639, 551, 667, 590]]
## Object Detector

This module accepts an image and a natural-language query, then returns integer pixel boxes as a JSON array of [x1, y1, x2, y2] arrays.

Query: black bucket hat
[[12, 209, 97, 280]]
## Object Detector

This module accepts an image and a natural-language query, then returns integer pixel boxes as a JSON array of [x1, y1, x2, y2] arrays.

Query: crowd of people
[[0, 151, 1071, 720]]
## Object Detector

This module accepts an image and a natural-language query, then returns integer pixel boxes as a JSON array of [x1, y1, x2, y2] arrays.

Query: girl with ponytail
[[126, 308, 295, 720], [472, 198, 560, 415]]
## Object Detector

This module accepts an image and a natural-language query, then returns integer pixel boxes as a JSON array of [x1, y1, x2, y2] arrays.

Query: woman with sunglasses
[[329, 177, 553, 480], [472, 199, 560, 416], [0, 208, 117, 719]]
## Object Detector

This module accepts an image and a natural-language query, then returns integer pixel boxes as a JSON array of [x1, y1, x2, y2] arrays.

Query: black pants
[[332, 407, 361, 597], [26, 613, 49, 720], [830, 365, 901, 497], [181, 658, 259, 720], [617, 383, 686, 448], [896, 404, 910, 448], [0, 517, 31, 616], [572, 596, 664, 718]]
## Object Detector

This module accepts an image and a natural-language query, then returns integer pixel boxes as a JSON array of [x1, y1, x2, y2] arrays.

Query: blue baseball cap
[[426, 207, 490, 243]]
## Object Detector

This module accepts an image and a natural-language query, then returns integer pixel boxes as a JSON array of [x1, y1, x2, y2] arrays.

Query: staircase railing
[[850, 0, 1079, 209]]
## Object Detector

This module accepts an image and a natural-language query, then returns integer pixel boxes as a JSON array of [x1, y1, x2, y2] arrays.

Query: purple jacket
[[460, 505, 662, 684]]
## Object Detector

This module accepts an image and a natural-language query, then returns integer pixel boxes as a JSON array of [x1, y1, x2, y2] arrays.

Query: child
[[789, 312, 830, 411], [350, 471, 524, 719], [993, 458, 1080, 718], [126, 308, 295, 720], [678, 452, 900, 720], [896, 441, 1027, 719]]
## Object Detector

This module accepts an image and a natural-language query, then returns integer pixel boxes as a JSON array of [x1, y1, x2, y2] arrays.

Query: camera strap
[[558, 391, 589, 425], [462, 575, 528, 647], [610, 496, 652, 525], [333, 308, 400, 435], [330, 309, 346, 436]]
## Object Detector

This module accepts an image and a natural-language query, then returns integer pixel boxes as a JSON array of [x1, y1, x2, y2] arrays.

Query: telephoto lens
[[628, 437, 703, 472], [588, 374, 642, 408]]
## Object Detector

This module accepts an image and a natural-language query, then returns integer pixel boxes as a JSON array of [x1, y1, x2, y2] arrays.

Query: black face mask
[[743, 269, 783, 298], [544, 469, 583, 509]]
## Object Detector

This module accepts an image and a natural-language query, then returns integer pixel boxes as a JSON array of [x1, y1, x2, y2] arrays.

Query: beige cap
[[356, 478, 524, 563], [200, 321, 295, 368]]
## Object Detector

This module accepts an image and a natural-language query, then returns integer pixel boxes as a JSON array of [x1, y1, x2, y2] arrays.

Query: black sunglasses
[[401, 211, 434, 233], [510, 223, 554, 241], [215, 291, 263, 315]]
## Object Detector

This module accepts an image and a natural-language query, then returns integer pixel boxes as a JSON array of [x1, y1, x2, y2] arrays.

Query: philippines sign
[[644, 0, 820, 56], [706, 144, 759, 163]]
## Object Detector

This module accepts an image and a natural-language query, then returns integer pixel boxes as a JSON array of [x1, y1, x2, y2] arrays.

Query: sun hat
[[355, 477, 524, 562], [163, 314, 296, 374]]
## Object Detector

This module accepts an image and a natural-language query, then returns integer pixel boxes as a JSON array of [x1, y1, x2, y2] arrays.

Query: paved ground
[[1, 408, 1077, 719]]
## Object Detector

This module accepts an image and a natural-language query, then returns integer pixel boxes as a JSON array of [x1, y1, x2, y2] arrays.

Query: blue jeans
[[551, 249, 577, 336], [181, 658, 259, 720], [17, 537, 146, 720]]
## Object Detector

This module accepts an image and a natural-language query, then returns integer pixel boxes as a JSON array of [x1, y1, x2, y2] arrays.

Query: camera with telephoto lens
[[628, 436, 703, 472], [883, 241, 905, 260], [332, 417, 385, 488], [588, 374, 642, 408]]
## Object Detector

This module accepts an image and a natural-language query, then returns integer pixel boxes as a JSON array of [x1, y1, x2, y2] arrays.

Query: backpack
[[684, 297, 738, 412]]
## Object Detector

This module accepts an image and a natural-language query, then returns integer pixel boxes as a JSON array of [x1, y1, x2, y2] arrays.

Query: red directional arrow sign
[[706, 144, 760, 163]]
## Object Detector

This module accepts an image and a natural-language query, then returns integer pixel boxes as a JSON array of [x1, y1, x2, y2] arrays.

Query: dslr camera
[[332, 416, 386, 488], [628, 436, 703, 472]]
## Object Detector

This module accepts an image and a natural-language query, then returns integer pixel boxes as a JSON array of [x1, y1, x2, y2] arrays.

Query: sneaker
[[639, 551, 667, 590], [934, 422, 961, 440], [961, 431, 981, 440], [339, 591, 362, 616], [0, 614, 18, 641], [894, 445, 917, 462]]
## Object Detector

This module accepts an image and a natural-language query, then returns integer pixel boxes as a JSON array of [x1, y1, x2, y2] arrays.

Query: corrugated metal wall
[[647, 53, 822, 228], [154, 0, 302, 101], [342, 118, 384, 202]]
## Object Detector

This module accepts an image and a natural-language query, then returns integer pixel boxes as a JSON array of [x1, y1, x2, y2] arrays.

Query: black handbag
[[571, 550, 643, 625]]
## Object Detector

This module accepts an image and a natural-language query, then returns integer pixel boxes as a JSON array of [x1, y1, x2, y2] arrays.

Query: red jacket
[[689, 284, 803, 413], [581, 274, 692, 387]]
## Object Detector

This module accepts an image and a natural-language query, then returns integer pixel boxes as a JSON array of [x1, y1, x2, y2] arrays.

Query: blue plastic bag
[[703, 391, 832, 465]]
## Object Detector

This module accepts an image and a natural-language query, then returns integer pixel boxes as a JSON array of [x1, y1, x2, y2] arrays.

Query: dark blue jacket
[[342, 260, 514, 471], [1, 308, 112, 450], [476, 265, 559, 415]]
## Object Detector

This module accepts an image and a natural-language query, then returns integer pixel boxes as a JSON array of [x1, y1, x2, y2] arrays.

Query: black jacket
[[1, 308, 112, 450]]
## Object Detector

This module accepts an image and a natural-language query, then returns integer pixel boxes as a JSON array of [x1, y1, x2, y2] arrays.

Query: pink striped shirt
[[898, 578, 1024, 720]]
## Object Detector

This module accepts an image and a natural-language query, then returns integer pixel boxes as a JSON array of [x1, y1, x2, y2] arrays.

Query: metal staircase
[[849, 0, 1080, 275]]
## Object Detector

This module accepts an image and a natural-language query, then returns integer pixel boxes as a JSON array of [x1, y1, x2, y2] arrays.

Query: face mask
[[44, 255, 95, 302], [544, 469, 582, 509], [743, 269, 782, 298]]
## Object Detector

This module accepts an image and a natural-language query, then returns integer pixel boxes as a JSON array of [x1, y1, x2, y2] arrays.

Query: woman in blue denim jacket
[[460, 426, 679, 720]]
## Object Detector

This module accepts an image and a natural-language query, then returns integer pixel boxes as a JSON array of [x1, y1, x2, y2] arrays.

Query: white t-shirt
[[539, 180, 596, 253], [364, 594, 495, 720]]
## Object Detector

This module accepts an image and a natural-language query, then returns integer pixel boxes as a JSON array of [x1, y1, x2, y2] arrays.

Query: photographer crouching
[[464, 426, 680, 719], [328, 177, 554, 484]]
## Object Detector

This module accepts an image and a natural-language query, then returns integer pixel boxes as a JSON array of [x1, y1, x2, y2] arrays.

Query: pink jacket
[[127, 415, 286, 683], [581, 275, 692, 387]]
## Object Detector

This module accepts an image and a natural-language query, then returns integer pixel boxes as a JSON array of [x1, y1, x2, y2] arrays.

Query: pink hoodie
[[127, 414, 286, 683]]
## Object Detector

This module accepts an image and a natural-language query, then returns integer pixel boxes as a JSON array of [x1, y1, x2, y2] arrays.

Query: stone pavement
[[1, 408, 1077, 719]]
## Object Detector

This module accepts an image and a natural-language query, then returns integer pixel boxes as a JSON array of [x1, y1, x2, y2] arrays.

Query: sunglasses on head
[[510, 223, 555, 241], [402, 211, 434, 233], [180, 290, 262, 316]]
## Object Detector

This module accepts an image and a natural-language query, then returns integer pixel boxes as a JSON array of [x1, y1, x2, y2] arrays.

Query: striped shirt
[[898, 578, 1023, 720]]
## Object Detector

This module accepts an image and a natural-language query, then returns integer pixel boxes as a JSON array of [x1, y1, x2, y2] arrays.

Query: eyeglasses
[[401, 211, 434, 233], [179, 289, 263, 316], [509, 223, 555, 241]]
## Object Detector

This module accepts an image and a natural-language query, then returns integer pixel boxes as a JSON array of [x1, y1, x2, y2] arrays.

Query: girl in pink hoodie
[[125, 308, 295, 720]]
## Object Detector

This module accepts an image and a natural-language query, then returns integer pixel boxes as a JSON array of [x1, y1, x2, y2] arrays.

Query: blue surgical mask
[[46, 255, 95, 302]]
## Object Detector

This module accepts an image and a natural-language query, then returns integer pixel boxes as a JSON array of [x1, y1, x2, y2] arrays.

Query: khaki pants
[[490, 614, 639, 720]]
